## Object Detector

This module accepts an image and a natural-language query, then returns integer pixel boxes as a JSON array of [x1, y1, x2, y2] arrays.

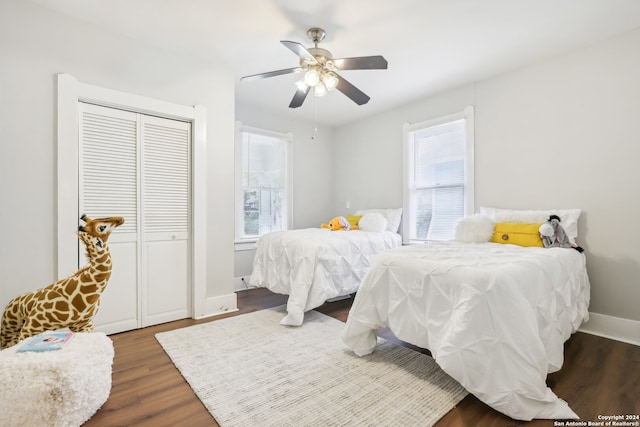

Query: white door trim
[[56, 73, 207, 320]]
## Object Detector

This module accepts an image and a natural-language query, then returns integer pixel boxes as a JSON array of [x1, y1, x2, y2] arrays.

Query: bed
[[342, 208, 590, 421], [248, 209, 403, 326]]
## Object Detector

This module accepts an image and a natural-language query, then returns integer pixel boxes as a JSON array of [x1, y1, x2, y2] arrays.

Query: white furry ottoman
[[0, 332, 114, 427]]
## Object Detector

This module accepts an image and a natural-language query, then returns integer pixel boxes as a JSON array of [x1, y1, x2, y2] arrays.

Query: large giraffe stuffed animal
[[0, 214, 124, 349]]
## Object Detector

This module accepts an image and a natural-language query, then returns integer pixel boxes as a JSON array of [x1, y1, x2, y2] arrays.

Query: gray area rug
[[155, 306, 468, 427]]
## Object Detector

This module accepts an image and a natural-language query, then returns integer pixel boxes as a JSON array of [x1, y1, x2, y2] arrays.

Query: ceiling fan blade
[[281, 41, 317, 64], [332, 56, 388, 70], [335, 74, 370, 105], [289, 86, 311, 108], [240, 67, 303, 82]]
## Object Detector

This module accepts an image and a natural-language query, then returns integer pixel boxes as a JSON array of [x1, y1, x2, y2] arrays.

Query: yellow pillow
[[347, 214, 362, 228], [491, 223, 544, 247]]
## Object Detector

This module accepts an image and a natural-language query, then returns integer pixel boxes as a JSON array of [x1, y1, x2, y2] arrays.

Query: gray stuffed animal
[[539, 215, 583, 252]]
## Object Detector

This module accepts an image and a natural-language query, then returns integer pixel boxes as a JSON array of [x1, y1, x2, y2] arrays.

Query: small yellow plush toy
[[321, 216, 358, 231]]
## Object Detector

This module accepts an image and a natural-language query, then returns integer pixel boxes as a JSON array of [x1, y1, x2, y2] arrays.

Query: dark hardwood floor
[[83, 288, 640, 426]]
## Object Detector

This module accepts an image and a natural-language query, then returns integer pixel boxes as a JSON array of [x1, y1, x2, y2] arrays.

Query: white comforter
[[342, 241, 590, 421], [249, 228, 402, 326]]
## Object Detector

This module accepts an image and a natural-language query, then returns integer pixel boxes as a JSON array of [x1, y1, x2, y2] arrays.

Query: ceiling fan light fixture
[[295, 79, 308, 91], [314, 83, 328, 97], [325, 60, 337, 72], [304, 67, 321, 86], [322, 71, 338, 91]]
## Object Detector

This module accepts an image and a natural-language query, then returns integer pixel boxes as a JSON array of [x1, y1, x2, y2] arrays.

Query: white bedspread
[[342, 241, 590, 421], [248, 228, 402, 326]]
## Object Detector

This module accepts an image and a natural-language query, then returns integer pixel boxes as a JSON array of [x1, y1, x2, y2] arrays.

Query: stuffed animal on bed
[[539, 215, 584, 252], [321, 216, 358, 231]]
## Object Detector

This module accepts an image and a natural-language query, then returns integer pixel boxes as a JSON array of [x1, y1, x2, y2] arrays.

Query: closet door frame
[[56, 73, 207, 320]]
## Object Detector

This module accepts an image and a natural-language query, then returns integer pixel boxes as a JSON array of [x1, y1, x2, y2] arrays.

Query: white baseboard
[[194, 292, 238, 320], [579, 312, 640, 346], [234, 276, 252, 291], [196, 293, 639, 347]]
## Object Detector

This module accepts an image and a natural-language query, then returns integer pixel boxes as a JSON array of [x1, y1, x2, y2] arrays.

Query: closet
[[78, 102, 191, 334]]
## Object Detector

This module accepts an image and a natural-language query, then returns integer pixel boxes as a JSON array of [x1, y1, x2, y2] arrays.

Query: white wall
[[233, 104, 335, 278], [333, 28, 640, 325], [332, 85, 475, 214], [475, 29, 640, 323], [3, 0, 638, 336], [0, 1, 236, 316]]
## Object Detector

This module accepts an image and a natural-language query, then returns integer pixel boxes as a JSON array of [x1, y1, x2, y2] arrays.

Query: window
[[235, 123, 292, 245], [402, 106, 474, 243]]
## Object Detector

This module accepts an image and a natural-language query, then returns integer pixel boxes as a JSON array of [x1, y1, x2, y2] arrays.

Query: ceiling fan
[[240, 27, 388, 108]]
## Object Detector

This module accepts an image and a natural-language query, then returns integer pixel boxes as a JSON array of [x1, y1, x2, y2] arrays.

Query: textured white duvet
[[342, 241, 590, 421], [249, 228, 402, 325]]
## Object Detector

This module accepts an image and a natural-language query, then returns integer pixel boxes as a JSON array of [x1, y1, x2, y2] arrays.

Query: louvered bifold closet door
[[140, 115, 191, 327], [79, 103, 139, 334]]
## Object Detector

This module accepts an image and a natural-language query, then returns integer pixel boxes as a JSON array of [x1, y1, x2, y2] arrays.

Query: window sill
[[235, 240, 258, 252]]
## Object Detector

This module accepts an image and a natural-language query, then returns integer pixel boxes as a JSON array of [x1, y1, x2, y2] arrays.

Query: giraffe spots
[[70, 322, 94, 333], [97, 253, 110, 262], [9, 303, 19, 315], [96, 263, 110, 272], [65, 280, 79, 295], [44, 311, 59, 323], [77, 266, 90, 275], [86, 294, 99, 305], [72, 294, 87, 312], [54, 310, 70, 322], [23, 298, 37, 312], [82, 284, 98, 294], [55, 300, 70, 312], [94, 273, 110, 282]]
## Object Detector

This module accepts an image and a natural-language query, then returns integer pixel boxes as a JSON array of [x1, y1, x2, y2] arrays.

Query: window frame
[[402, 106, 475, 244], [234, 121, 293, 250]]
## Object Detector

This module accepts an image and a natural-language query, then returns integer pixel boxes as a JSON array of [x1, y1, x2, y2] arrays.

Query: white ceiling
[[26, 0, 640, 126]]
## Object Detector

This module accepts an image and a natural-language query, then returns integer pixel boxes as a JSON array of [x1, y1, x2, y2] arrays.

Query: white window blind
[[403, 107, 474, 242], [235, 123, 292, 242]]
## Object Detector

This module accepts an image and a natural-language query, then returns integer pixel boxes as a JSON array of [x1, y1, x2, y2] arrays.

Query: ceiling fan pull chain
[[311, 95, 318, 141]]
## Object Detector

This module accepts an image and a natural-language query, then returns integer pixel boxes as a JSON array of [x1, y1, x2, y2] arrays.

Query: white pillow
[[358, 213, 388, 233], [454, 214, 495, 243], [355, 208, 402, 233], [479, 207, 581, 241]]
